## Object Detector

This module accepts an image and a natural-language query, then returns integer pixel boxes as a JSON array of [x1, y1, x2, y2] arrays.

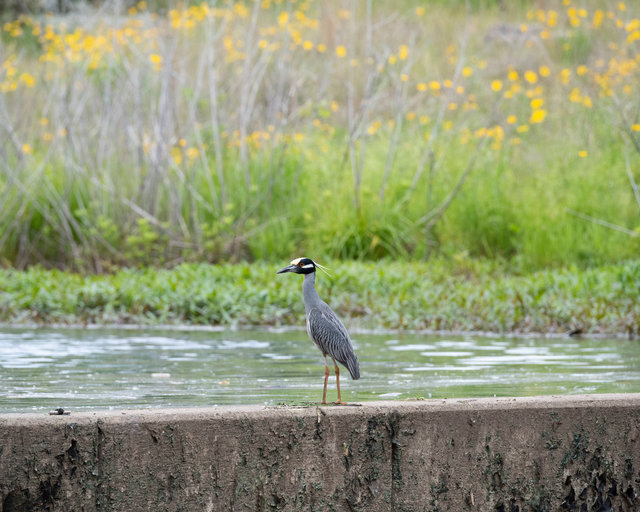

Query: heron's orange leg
[[331, 356, 345, 404], [322, 355, 330, 405]]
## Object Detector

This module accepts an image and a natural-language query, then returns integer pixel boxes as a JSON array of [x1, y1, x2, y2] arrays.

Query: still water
[[1, 327, 639, 413]]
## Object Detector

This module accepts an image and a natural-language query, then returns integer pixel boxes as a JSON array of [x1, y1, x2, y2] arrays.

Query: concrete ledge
[[1, 394, 639, 511]]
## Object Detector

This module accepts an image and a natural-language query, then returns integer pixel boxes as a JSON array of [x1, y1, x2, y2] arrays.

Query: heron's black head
[[276, 257, 316, 275]]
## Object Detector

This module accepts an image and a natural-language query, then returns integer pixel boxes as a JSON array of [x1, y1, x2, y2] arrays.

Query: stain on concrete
[[1, 395, 639, 511]]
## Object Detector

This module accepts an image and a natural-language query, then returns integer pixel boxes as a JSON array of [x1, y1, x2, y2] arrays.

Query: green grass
[[1, 259, 639, 335]]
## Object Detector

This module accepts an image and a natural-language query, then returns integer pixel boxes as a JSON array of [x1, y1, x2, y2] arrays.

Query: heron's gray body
[[302, 272, 360, 380]]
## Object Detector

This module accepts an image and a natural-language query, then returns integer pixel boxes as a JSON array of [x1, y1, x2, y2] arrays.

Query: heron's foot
[[332, 400, 347, 405]]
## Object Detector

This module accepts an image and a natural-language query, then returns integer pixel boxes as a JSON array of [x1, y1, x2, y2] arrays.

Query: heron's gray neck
[[302, 272, 322, 310]]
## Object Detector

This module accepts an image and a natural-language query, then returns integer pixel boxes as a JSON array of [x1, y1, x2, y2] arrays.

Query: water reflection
[[0, 327, 639, 412]]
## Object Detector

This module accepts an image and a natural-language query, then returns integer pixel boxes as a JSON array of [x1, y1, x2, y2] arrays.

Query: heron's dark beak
[[277, 264, 297, 274]]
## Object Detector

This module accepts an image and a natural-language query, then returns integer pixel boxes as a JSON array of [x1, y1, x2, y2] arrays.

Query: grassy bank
[[1, 260, 638, 335], [1, 1, 639, 271]]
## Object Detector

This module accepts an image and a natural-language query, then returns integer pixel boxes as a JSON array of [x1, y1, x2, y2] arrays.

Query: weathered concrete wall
[[1, 394, 639, 511]]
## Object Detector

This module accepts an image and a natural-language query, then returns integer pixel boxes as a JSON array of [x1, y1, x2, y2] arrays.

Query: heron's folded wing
[[308, 305, 357, 369]]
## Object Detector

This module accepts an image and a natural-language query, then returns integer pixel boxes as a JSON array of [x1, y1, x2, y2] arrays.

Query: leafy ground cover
[[1, 259, 638, 335]]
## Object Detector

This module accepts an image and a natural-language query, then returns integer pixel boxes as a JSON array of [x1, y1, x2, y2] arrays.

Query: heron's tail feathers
[[331, 342, 360, 380], [346, 355, 360, 380]]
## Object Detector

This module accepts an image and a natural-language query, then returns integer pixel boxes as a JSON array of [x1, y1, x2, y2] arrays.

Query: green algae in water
[[1, 327, 639, 413]]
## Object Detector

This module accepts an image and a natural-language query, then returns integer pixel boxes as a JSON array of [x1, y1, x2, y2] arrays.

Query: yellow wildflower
[[149, 53, 162, 71], [593, 10, 604, 28], [626, 19, 640, 32], [569, 88, 582, 103], [367, 120, 382, 135], [278, 12, 288, 26], [233, 3, 248, 18], [19, 72, 35, 87], [530, 98, 544, 109], [530, 109, 546, 124]]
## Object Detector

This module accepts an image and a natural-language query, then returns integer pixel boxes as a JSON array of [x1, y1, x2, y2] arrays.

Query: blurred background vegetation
[[0, 0, 639, 272]]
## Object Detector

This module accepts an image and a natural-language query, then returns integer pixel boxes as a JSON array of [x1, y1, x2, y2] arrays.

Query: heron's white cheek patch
[[302, 264, 314, 269]]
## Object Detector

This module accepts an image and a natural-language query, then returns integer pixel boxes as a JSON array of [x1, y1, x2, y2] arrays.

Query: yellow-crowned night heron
[[277, 257, 360, 404]]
